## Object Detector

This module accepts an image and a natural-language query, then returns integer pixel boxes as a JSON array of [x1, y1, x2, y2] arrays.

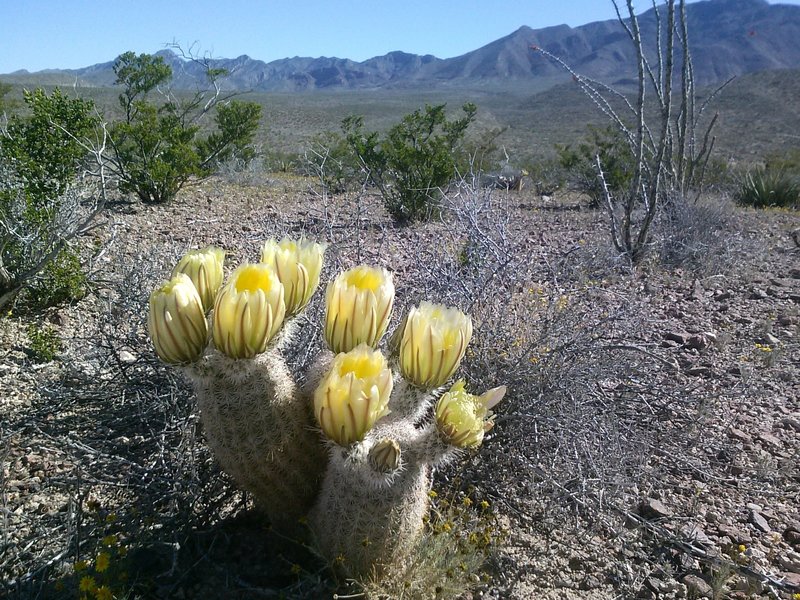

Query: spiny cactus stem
[[383, 375, 436, 424]]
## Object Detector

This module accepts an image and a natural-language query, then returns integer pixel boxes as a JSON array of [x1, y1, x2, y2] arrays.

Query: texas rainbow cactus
[[147, 238, 505, 579]]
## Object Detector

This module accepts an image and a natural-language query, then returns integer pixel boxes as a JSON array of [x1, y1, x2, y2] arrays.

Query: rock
[[729, 428, 752, 443], [757, 431, 782, 448], [687, 365, 713, 377], [682, 574, 713, 598], [749, 288, 769, 300], [681, 524, 712, 546], [664, 331, 687, 345], [579, 574, 602, 590], [784, 527, 800, 546], [758, 332, 780, 346], [639, 498, 672, 520], [746, 503, 763, 513], [118, 350, 138, 364], [686, 334, 709, 350], [780, 416, 800, 432], [718, 524, 752, 544], [750, 510, 771, 533], [780, 572, 800, 587]]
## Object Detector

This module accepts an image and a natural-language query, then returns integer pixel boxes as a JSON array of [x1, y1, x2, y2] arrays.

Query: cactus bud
[[171, 247, 225, 313], [435, 380, 506, 448], [212, 263, 286, 359], [392, 302, 472, 389], [261, 237, 326, 315], [324, 265, 394, 354], [369, 438, 402, 474], [314, 344, 393, 446], [148, 273, 208, 364]]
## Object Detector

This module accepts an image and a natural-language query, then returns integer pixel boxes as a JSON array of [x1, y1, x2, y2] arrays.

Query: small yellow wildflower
[[95, 552, 110, 573], [101, 535, 117, 547], [94, 586, 113, 600], [290, 563, 302, 575], [480, 500, 490, 509], [79, 575, 97, 593], [462, 497, 473, 507], [428, 490, 438, 498]]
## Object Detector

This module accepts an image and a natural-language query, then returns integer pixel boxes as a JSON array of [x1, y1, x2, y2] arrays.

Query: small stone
[[749, 288, 768, 300], [639, 498, 672, 520], [686, 334, 709, 350], [579, 574, 602, 590], [682, 574, 713, 598], [757, 431, 782, 448], [681, 524, 712, 546], [718, 524, 752, 544], [728, 428, 752, 443], [750, 510, 771, 533], [746, 503, 763, 513], [118, 350, 138, 364], [784, 527, 800, 545], [664, 331, 687, 344]]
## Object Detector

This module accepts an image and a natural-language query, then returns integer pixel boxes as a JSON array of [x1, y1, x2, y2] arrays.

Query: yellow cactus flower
[[260, 237, 326, 315], [148, 273, 208, 364], [393, 301, 472, 389], [314, 344, 393, 446], [324, 265, 394, 353], [435, 380, 506, 448], [171, 246, 225, 313], [212, 263, 286, 359]]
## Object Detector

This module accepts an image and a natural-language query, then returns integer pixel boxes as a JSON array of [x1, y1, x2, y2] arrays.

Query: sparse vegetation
[[345, 103, 476, 223], [735, 167, 799, 209], [107, 51, 262, 204], [0, 87, 100, 311], [3, 4, 800, 600]]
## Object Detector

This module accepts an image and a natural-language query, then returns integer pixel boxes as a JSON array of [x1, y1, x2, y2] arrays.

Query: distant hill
[[3, 0, 799, 92]]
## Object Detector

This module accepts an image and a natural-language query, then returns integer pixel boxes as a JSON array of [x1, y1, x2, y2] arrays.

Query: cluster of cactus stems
[[147, 239, 505, 579]]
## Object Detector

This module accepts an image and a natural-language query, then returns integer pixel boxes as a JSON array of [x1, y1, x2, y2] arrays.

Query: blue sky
[[2, 0, 799, 73]]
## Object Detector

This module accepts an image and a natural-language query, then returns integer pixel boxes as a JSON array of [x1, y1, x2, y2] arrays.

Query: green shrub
[[556, 124, 634, 206], [735, 168, 799, 209], [24, 247, 87, 309], [109, 51, 262, 204], [0, 88, 98, 311], [26, 321, 62, 362], [346, 103, 477, 223]]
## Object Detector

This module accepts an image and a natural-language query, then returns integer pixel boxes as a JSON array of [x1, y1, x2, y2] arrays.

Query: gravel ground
[[1, 175, 798, 599]]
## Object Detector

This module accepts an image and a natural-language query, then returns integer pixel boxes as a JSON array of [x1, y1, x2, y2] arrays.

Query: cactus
[[147, 240, 506, 581]]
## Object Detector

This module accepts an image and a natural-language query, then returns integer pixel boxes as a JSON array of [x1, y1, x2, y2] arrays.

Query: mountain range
[[3, 0, 799, 92]]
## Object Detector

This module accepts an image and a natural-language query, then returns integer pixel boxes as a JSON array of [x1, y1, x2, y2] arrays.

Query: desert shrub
[[302, 129, 363, 194], [735, 168, 799, 208], [262, 147, 302, 174], [658, 194, 738, 275], [108, 51, 262, 204], [26, 321, 62, 362], [525, 156, 568, 196], [0, 88, 99, 311], [556, 124, 634, 206], [345, 103, 477, 223], [23, 246, 87, 309]]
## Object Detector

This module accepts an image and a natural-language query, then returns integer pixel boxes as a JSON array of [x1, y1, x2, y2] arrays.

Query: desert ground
[[1, 167, 798, 600]]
